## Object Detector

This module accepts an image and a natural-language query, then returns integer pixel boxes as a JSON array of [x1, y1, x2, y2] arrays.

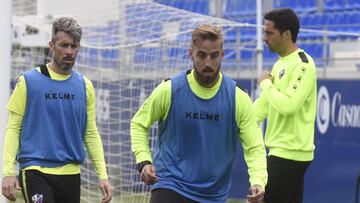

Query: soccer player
[[254, 8, 317, 203], [1, 17, 112, 203], [131, 24, 267, 203]]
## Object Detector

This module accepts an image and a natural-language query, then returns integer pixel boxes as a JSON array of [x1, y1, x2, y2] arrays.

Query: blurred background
[[1, 0, 360, 202]]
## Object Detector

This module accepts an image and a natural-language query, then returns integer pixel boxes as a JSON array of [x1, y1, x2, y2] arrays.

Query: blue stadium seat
[[313, 44, 324, 67], [324, 11, 359, 40], [154, 0, 175, 7], [224, 30, 237, 43], [273, 0, 316, 13], [263, 46, 278, 68], [302, 0, 317, 12], [168, 48, 188, 58], [326, 15, 341, 40], [312, 44, 322, 59], [240, 29, 255, 42], [134, 47, 162, 65], [318, 14, 330, 28], [196, 0, 209, 14], [240, 50, 252, 59], [297, 31, 308, 41], [273, 0, 290, 8], [101, 49, 119, 68], [224, 0, 237, 17], [310, 14, 326, 40], [324, 0, 345, 11], [88, 48, 99, 67], [225, 0, 255, 17], [224, 49, 237, 60], [156, 0, 209, 14], [337, 12, 360, 40], [327, 12, 341, 31], [239, 45, 256, 63], [242, 0, 256, 15], [348, 0, 360, 9], [77, 47, 87, 65], [348, 12, 360, 32], [167, 48, 188, 67], [300, 43, 329, 67], [300, 15, 311, 27], [298, 15, 320, 40], [263, 46, 278, 60]]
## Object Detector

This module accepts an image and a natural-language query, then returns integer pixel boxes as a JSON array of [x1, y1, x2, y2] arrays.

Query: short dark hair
[[264, 8, 299, 43]]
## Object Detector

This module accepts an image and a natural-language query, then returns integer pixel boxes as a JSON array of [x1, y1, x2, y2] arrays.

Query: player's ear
[[49, 40, 54, 50], [189, 48, 193, 60], [285, 30, 291, 40]]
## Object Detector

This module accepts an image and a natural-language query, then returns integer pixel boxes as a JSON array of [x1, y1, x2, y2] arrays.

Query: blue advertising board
[[305, 79, 360, 203]]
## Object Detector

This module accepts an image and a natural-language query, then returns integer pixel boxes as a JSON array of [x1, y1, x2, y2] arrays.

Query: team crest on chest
[[278, 69, 285, 79]]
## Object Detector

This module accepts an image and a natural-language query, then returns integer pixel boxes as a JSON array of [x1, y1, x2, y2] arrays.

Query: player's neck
[[49, 62, 72, 75], [278, 43, 298, 57]]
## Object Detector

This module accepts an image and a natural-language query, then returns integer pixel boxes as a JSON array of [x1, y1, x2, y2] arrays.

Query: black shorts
[[264, 155, 311, 203], [150, 188, 199, 203], [19, 170, 80, 203]]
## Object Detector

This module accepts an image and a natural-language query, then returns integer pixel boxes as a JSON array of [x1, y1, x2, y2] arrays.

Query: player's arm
[[259, 63, 316, 116], [2, 112, 23, 201], [2, 76, 27, 201], [235, 87, 267, 191], [83, 78, 112, 202], [130, 80, 171, 164], [3, 112, 22, 177], [83, 78, 108, 180], [3, 75, 27, 176], [253, 91, 269, 123]]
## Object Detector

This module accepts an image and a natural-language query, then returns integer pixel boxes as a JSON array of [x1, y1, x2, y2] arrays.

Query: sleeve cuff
[[135, 151, 153, 164], [3, 173, 15, 177], [260, 79, 272, 90], [250, 177, 267, 192], [98, 174, 108, 180]]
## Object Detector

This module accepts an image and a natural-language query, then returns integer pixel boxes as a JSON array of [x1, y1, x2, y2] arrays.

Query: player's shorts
[[264, 155, 311, 203], [19, 169, 80, 203], [150, 188, 199, 203]]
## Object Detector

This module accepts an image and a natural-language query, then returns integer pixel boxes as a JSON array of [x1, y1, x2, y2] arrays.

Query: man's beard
[[55, 57, 74, 71], [193, 64, 220, 86]]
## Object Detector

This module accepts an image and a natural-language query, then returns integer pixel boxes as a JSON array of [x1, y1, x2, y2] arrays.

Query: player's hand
[[2, 176, 21, 201], [258, 71, 273, 83], [141, 164, 158, 185], [246, 184, 264, 203], [98, 179, 112, 203]]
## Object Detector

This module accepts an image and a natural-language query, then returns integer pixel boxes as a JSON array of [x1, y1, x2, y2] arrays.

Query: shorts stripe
[[21, 170, 30, 203]]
